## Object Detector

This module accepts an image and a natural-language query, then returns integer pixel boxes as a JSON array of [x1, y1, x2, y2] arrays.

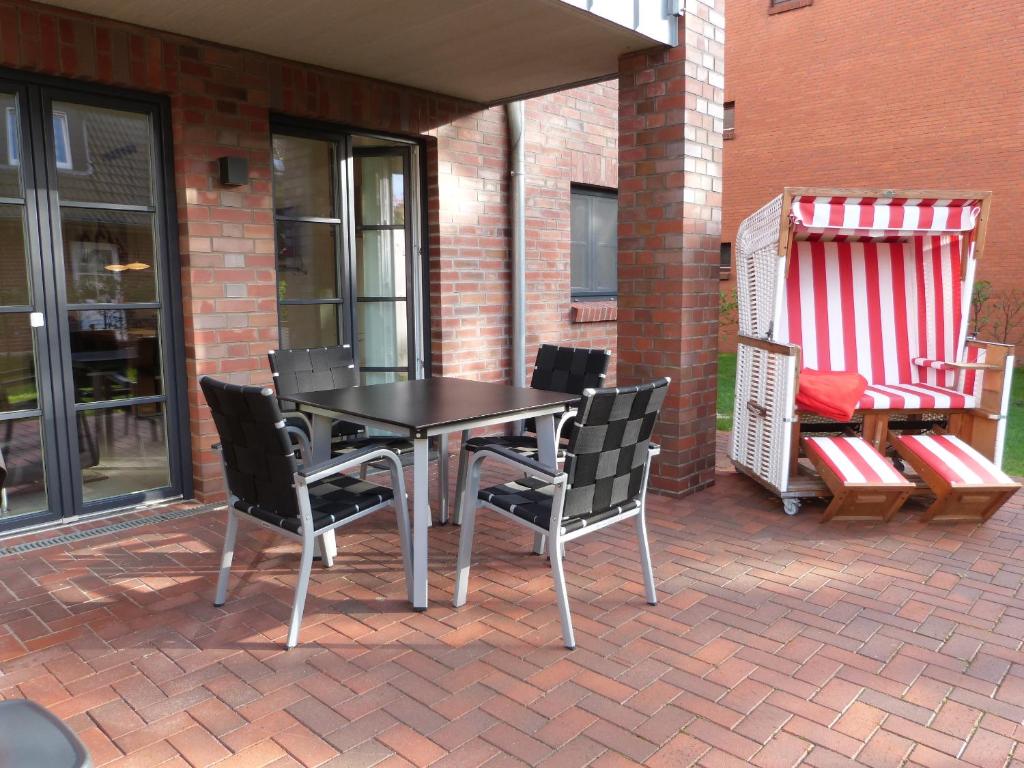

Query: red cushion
[[796, 369, 868, 421]]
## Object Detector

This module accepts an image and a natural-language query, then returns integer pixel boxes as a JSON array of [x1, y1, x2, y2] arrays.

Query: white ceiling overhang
[[42, 0, 678, 104]]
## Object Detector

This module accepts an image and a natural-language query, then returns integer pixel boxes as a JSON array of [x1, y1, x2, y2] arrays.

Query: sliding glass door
[[0, 77, 186, 532], [271, 122, 423, 382]]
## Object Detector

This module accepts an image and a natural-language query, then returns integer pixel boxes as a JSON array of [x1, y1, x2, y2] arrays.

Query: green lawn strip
[[716, 353, 736, 431], [1004, 372, 1023, 477]]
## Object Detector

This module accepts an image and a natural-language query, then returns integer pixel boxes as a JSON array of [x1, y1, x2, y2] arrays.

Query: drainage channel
[[0, 503, 221, 558]]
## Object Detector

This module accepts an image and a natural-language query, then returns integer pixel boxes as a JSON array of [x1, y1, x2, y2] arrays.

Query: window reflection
[[69, 309, 161, 405], [62, 209, 156, 305]]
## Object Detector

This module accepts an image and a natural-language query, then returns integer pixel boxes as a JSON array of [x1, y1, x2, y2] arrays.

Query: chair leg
[[286, 534, 316, 649], [214, 509, 238, 607], [548, 532, 575, 650], [316, 534, 334, 568], [636, 503, 657, 606], [453, 429, 470, 525], [453, 458, 482, 607]]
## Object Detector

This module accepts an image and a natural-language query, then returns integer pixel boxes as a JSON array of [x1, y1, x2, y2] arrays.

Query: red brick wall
[[617, 8, 724, 496], [433, 83, 621, 385], [722, 0, 1022, 354], [525, 83, 620, 384], [0, 0, 624, 500]]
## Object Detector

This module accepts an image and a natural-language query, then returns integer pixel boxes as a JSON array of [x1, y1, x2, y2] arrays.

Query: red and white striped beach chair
[[731, 189, 1016, 519]]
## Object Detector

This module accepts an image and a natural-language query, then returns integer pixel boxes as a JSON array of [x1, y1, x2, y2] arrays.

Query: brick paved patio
[[0, 450, 1022, 767]]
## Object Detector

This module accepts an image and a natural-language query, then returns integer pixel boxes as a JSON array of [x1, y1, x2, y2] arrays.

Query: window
[[720, 242, 732, 280], [271, 125, 423, 383], [51, 111, 72, 170], [570, 185, 617, 299], [723, 101, 735, 140], [769, 0, 813, 14], [7, 108, 73, 169]]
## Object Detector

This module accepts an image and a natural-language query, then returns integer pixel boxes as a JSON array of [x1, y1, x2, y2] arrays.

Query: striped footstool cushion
[[893, 434, 1020, 522], [803, 436, 912, 522]]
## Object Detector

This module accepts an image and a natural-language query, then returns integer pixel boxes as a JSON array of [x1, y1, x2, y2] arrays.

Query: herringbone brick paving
[[0, 447, 1022, 767]]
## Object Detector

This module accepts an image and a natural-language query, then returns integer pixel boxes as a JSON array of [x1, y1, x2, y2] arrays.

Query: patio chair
[[0, 699, 92, 768], [453, 377, 669, 649], [268, 345, 448, 517], [201, 376, 412, 649], [452, 344, 610, 524]]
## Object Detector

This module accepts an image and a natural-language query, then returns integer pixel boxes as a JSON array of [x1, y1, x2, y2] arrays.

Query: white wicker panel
[[731, 342, 797, 492], [736, 195, 784, 338]]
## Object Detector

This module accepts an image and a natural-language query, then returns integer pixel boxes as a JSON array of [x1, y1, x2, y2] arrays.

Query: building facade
[[0, 1, 724, 533], [721, 0, 1023, 352]]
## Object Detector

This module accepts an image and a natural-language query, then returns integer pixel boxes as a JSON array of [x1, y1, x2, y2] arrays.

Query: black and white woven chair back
[[524, 344, 610, 433], [562, 378, 669, 523], [201, 377, 301, 521], [268, 345, 357, 398], [531, 344, 609, 394]]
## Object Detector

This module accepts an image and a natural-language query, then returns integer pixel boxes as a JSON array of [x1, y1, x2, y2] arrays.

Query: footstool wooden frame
[[893, 434, 1020, 522], [803, 436, 913, 522]]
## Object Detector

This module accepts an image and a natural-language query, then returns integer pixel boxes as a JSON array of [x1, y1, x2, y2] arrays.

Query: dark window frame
[[570, 184, 618, 301], [0, 66, 189, 531], [768, 0, 813, 14], [269, 116, 427, 383], [724, 101, 735, 140], [720, 242, 732, 280]]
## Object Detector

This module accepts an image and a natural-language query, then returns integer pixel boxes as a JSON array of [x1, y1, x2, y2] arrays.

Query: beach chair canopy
[[737, 190, 990, 406]]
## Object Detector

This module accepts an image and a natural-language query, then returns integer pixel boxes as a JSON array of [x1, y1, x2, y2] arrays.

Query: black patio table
[[289, 377, 579, 610]]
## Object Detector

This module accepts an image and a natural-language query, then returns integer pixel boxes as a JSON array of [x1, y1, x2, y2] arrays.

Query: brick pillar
[[616, 6, 724, 496]]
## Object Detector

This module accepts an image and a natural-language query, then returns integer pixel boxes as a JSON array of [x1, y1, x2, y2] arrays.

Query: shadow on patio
[[0, 446, 1021, 767]]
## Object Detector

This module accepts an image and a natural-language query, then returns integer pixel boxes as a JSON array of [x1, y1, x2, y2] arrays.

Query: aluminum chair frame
[[205, 378, 412, 650], [453, 377, 667, 650]]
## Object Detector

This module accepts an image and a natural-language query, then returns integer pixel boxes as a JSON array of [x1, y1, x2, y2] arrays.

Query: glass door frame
[[0, 68, 190, 532], [351, 143, 417, 383], [0, 78, 66, 532], [270, 115, 430, 381]]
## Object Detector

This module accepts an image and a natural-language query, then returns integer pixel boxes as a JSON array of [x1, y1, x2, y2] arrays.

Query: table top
[[289, 377, 578, 436]]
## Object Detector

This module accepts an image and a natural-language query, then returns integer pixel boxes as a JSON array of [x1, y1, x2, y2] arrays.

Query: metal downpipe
[[506, 100, 527, 394]]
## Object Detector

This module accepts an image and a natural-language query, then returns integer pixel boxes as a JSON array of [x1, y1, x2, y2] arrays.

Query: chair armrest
[[556, 408, 577, 442], [648, 442, 661, 458], [913, 357, 999, 372], [285, 425, 312, 465], [473, 445, 566, 483], [298, 446, 403, 485], [738, 335, 801, 357], [280, 409, 312, 435]]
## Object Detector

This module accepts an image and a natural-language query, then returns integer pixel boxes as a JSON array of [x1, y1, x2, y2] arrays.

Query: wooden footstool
[[803, 436, 913, 522], [893, 434, 1020, 522]]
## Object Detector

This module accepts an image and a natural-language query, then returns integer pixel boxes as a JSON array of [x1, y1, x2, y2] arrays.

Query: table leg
[[438, 433, 449, 524], [412, 437, 430, 610], [308, 412, 337, 560], [532, 413, 558, 555]]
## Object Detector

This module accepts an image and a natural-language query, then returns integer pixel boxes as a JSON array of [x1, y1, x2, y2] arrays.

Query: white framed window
[[6, 106, 19, 167], [7, 108, 73, 169], [51, 111, 72, 170]]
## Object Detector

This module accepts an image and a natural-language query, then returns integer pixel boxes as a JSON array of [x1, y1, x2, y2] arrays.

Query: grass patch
[[715, 352, 1023, 477], [1005, 373, 1024, 477], [716, 353, 736, 431]]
